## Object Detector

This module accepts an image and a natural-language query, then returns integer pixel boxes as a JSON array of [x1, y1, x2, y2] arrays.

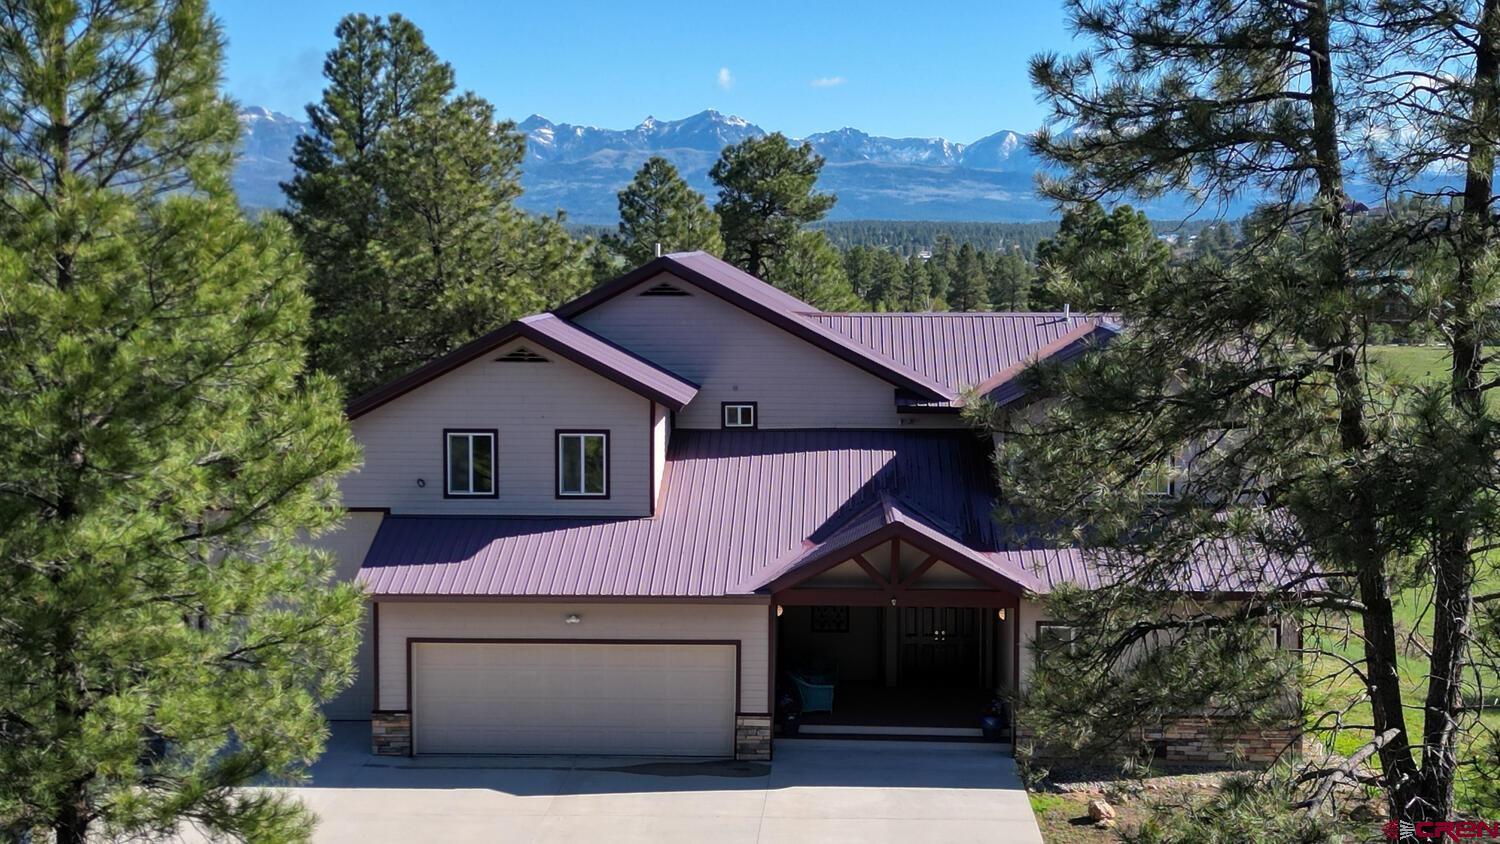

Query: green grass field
[[1369, 344, 1451, 383], [1306, 346, 1498, 811]]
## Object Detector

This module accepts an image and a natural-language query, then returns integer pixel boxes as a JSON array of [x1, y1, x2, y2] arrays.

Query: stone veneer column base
[[372, 711, 412, 757], [1016, 717, 1302, 766], [735, 715, 772, 761]]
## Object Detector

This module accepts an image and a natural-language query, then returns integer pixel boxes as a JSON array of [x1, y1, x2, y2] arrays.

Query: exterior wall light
[[564, 614, 581, 624], [997, 608, 1007, 621], [775, 605, 783, 617]]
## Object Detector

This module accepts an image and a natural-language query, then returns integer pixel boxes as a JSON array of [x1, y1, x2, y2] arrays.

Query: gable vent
[[496, 346, 549, 363], [639, 281, 691, 297]]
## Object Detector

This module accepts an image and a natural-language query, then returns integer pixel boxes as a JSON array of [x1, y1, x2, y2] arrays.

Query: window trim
[[1035, 622, 1078, 658], [721, 401, 758, 429], [1144, 459, 1178, 498], [555, 429, 611, 499], [442, 429, 499, 499]]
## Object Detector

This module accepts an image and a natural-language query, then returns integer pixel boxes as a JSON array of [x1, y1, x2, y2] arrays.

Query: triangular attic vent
[[496, 346, 549, 363], [640, 281, 691, 297]]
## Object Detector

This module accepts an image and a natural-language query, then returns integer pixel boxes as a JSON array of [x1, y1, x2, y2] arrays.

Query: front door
[[897, 606, 981, 687]]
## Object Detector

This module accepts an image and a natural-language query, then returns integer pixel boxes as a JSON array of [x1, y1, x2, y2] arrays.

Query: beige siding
[[376, 601, 771, 713], [305, 510, 385, 718], [1016, 598, 1300, 695], [574, 272, 903, 428], [651, 402, 668, 508], [1017, 598, 1049, 694], [343, 339, 651, 516]]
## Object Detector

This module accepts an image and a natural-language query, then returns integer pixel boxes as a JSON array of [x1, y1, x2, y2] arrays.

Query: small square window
[[557, 431, 608, 498], [1145, 460, 1178, 497], [1036, 624, 1077, 659], [722, 402, 757, 429], [445, 430, 496, 497]]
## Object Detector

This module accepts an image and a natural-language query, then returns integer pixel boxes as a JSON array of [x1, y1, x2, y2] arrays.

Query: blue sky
[[214, 0, 1075, 142]]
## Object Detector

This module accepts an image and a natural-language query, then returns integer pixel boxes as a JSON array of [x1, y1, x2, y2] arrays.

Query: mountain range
[[234, 106, 1232, 222]]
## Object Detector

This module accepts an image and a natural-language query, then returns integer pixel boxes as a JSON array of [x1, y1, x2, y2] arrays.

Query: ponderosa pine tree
[[1033, 201, 1170, 310], [867, 248, 905, 310], [845, 246, 904, 310], [843, 246, 876, 303], [895, 253, 931, 311], [948, 242, 989, 311], [927, 234, 958, 307], [763, 230, 862, 311], [0, 2, 362, 841], [970, 0, 1500, 827], [607, 155, 722, 266], [711, 133, 836, 279], [987, 248, 1032, 311], [285, 14, 587, 395]]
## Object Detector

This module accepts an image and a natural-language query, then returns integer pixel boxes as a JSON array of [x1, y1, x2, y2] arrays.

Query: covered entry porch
[[757, 501, 1031, 739]]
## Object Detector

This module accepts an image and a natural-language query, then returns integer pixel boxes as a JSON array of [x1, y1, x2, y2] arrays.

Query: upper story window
[[722, 402, 757, 429], [557, 431, 608, 498], [445, 430, 496, 498]]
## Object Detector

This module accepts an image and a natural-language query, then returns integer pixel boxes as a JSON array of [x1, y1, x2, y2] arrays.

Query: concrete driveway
[[284, 722, 1043, 843]]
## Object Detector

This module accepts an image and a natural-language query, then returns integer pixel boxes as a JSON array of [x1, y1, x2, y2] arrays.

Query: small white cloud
[[717, 67, 734, 90], [810, 76, 846, 88]]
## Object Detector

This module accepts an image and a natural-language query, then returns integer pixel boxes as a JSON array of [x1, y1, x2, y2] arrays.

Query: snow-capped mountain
[[517, 110, 763, 165], [235, 107, 309, 208], [230, 106, 1126, 221]]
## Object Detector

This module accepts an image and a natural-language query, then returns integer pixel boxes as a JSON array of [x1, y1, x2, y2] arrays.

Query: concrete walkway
[[282, 722, 1043, 843]]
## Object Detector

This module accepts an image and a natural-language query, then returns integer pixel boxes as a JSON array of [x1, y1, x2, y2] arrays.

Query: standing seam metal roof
[[357, 429, 1306, 599], [359, 429, 1038, 598], [806, 312, 1119, 409]]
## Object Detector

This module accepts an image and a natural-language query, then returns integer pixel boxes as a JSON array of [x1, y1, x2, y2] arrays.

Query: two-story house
[[313, 251, 1298, 763]]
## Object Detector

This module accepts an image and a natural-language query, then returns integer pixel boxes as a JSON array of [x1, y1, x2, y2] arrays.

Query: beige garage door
[[411, 641, 737, 756]]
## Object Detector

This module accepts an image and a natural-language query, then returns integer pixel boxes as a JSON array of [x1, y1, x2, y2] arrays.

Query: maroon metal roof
[[346, 313, 699, 418], [515, 314, 700, 408], [358, 429, 1037, 598], [357, 428, 1306, 599], [807, 312, 1117, 409], [973, 320, 1120, 407], [740, 493, 1045, 594], [555, 252, 956, 401]]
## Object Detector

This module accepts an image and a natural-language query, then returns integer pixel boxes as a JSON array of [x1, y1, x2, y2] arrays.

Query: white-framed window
[[722, 402, 757, 429], [557, 431, 608, 497], [445, 430, 496, 497], [1145, 459, 1178, 497], [1036, 623, 1078, 659]]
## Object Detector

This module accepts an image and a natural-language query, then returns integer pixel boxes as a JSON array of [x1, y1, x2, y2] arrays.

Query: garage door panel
[[412, 642, 735, 756]]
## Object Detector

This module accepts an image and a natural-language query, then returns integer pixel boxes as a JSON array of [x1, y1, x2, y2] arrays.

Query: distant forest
[[813, 219, 1217, 259], [573, 219, 1218, 261]]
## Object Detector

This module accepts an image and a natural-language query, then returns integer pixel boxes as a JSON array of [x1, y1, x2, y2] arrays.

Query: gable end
[[639, 281, 691, 297], [496, 346, 549, 363]]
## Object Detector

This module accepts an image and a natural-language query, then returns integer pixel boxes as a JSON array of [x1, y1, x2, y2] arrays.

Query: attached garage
[[410, 640, 738, 756]]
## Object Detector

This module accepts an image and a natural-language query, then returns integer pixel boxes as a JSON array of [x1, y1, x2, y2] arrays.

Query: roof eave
[[556, 255, 954, 402], [344, 317, 700, 419], [968, 321, 1121, 408], [746, 519, 1037, 597]]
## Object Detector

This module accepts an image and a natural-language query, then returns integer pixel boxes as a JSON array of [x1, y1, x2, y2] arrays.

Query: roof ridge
[[345, 311, 701, 418], [556, 253, 956, 401], [970, 320, 1121, 406], [809, 311, 1106, 319]]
